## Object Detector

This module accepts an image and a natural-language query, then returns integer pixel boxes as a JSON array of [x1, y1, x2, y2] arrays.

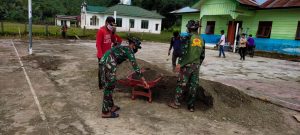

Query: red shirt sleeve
[[115, 34, 122, 44], [96, 29, 103, 58]]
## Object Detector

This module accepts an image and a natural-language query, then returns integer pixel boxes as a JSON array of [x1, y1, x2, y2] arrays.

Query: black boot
[[187, 104, 195, 112]]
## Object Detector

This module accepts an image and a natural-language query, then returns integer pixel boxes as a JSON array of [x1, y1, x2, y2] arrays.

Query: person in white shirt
[[217, 30, 226, 58]]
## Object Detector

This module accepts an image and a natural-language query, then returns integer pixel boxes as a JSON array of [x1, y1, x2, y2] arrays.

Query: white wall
[[56, 19, 71, 27], [81, 12, 105, 29], [81, 12, 162, 34], [114, 15, 162, 34]]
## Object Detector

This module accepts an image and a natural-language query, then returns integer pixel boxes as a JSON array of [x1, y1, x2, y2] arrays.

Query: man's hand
[[141, 77, 150, 89], [175, 64, 181, 73], [168, 50, 171, 56]]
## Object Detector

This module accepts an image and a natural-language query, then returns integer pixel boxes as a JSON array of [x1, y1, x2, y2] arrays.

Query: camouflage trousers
[[175, 63, 200, 108], [100, 59, 117, 113]]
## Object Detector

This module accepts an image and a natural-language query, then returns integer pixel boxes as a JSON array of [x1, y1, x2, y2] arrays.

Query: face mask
[[107, 24, 113, 31]]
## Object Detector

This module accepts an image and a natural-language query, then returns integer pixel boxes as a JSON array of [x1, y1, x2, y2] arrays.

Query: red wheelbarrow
[[118, 71, 162, 103]]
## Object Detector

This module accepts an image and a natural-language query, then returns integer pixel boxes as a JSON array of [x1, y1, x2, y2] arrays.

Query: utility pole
[[28, 0, 33, 54]]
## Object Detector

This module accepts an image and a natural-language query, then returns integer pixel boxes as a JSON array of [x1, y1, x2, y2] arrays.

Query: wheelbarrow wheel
[[148, 98, 152, 103], [131, 95, 135, 100]]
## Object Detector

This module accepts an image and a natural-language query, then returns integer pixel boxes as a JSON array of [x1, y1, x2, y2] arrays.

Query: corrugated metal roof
[[86, 5, 107, 13], [56, 15, 80, 21], [85, 4, 164, 19], [191, 0, 259, 9], [261, 0, 300, 8], [170, 7, 200, 14], [237, 0, 259, 6], [104, 4, 164, 19]]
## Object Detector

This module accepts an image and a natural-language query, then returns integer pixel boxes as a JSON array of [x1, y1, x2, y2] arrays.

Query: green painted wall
[[200, 15, 232, 35], [181, 13, 199, 32], [185, 0, 300, 40], [256, 9, 299, 40], [200, 0, 237, 19]]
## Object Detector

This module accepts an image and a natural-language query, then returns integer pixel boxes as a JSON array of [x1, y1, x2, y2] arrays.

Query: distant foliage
[[132, 0, 198, 30], [0, 0, 197, 28]]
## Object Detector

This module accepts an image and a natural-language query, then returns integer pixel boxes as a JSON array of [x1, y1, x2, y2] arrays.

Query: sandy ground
[[0, 39, 299, 135]]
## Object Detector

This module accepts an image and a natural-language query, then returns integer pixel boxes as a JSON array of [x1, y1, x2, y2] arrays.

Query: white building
[[80, 2, 164, 34], [55, 15, 80, 27]]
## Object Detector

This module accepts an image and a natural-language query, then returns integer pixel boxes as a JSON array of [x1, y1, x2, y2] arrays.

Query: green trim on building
[[86, 5, 107, 13], [86, 4, 164, 19]]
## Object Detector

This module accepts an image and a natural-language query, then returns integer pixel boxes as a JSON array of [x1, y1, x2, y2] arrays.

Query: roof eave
[[171, 11, 200, 14], [257, 6, 300, 10]]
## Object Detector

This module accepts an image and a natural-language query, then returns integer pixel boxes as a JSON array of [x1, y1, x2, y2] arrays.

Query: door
[[227, 21, 242, 45]]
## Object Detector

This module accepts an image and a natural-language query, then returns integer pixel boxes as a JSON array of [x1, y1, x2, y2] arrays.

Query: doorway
[[227, 21, 242, 45]]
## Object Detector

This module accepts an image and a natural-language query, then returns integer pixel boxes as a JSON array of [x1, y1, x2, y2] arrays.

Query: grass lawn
[[0, 22, 172, 43]]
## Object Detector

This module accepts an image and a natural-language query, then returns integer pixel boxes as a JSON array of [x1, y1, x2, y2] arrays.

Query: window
[[155, 24, 159, 31], [116, 18, 122, 27], [90, 16, 99, 26], [129, 19, 134, 28], [296, 21, 300, 40], [205, 21, 215, 34], [141, 20, 149, 29], [256, 21, 272, 38], [61, 20, 67, 26]]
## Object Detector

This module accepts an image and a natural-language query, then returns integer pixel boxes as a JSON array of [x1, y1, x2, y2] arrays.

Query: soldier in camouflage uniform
[[168, 20, 205, 112], [100, 37, 149, 118]]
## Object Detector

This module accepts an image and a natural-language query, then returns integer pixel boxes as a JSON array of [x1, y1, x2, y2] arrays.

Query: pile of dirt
[[132, 69, 160, 81], [115, 59, 286, 130], [116, 59, 169, 80], [22, 54, 62, 71], [81, 58, 285, 130]]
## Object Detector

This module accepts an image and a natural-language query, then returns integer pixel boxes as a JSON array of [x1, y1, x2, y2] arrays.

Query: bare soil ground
[[0, 39, 299, 135]]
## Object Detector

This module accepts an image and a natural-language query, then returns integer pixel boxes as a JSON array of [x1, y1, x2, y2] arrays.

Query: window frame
[[116, 18, 122, 27], [155, 24, 159, 31], [141, 20, 149, 29], [205, 21, 215, 34], [256, 21, 272, 38], [90, 16, 98, 26], [129, 19, 135, 28], [296, 21, 300, 40]]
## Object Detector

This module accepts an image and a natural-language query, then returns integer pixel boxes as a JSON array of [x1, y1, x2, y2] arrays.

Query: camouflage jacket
[[100, 45, 142, 78]]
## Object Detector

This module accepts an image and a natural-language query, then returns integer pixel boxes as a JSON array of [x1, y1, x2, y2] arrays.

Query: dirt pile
[[115, 59, 286, 130], [116, 60, 169, 80], [80, 58, 286, 130], [132, 69, 160, 81]]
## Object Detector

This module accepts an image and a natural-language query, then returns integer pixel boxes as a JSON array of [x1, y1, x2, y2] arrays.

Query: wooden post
[[83, 26, 86, 36], [24, 23, 27, 33], [233, 22, 239, 53], [0, 21, 4, 33], [45, 24, 49, 36]]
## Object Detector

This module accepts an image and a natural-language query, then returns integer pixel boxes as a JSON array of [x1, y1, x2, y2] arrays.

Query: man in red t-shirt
[[96, 16, 116, 89]]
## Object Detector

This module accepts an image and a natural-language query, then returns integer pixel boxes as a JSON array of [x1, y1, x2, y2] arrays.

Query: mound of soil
[[115, 59, 286, 130], [116, 60, 169, 80], [22, 54, 62, 71], [132, 69, 160, 81]]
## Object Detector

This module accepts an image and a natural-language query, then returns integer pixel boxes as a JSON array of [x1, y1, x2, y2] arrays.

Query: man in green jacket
[[100, 37, 149, 118], [168, 20, 205, 112]]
